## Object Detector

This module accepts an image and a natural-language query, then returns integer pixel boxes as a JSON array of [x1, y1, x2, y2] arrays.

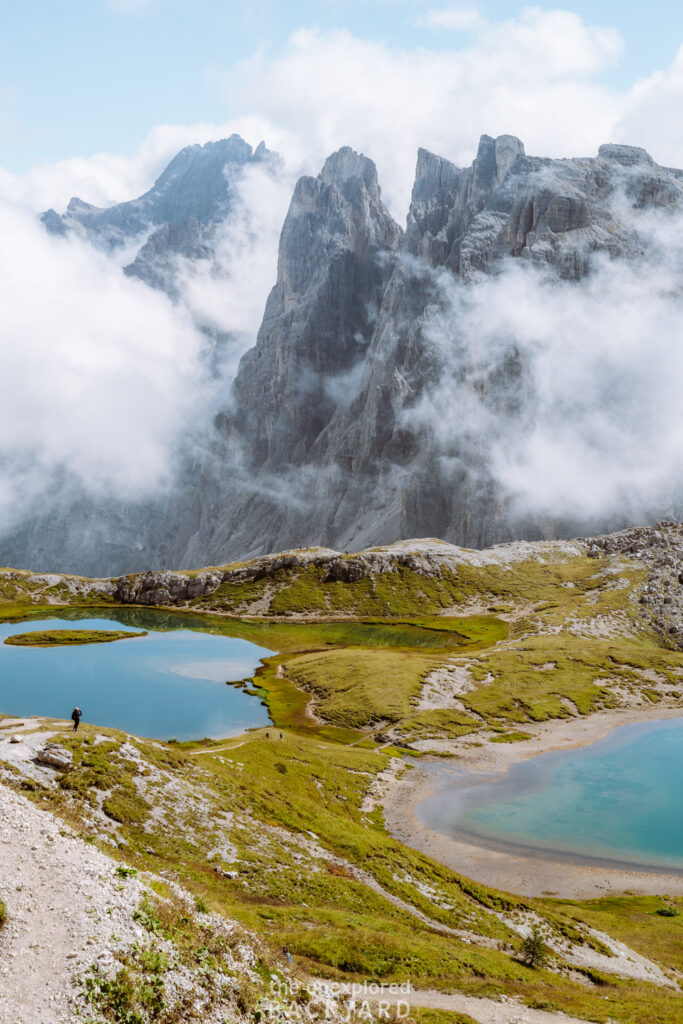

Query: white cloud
[[174, 160, 298, 384], [615, 44, 683, 168], [0, 116, 302, 213], [224, 12, 623, 215], [407, 205, 683, 523], [415, 6, 484, 31], [0, 199, 206, 531]]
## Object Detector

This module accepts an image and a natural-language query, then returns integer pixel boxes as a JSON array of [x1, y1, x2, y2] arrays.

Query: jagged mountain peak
[[472, 133, 526, 191], [320, 146, 380, 194], [149, 133, 272, 195], [230, 147, 402, 473], [164, 133, 255, 168], [42, 133, 279, 249], [13, 133, 683, 577]]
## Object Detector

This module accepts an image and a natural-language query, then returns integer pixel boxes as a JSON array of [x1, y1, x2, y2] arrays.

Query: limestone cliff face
[[7, 135, 683, 575], [215, 136, 683, 557], [231, 148, 402, 468], [42, 136, 278, 300], [43, 136, 269, 248]]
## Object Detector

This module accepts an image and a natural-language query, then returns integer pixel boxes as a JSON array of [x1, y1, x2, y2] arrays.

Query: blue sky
[[2, 0, 683, 173]]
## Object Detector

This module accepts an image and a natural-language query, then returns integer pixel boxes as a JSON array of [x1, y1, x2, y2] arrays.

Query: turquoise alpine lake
[[0, 612, 274, 740], [416, 717, 683, 870]]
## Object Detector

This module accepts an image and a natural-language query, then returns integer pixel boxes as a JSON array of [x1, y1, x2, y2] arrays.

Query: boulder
[[36, 743, 73, 771]]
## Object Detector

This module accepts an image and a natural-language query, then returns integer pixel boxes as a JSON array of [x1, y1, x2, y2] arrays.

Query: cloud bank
[[0, 199, 207, 532], [409, 201, 683, 525]]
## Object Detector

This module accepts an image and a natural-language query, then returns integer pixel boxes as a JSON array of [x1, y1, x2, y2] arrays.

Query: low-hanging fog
[[409, 223, 683, 527], [0, 161, 295, 537]]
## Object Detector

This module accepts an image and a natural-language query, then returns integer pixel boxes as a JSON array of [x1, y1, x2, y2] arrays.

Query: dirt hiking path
[[332, 982, 591, 1024], [0, 783, 144, 1024]]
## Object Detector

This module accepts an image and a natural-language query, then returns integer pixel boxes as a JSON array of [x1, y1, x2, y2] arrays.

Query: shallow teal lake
[[417, 718, 683, 870], [0, 613, 274, 740]]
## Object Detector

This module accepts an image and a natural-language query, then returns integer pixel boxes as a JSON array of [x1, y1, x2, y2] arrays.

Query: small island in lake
[[4, 629, 147, 647]]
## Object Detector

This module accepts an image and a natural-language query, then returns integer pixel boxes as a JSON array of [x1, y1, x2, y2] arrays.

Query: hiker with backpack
[[71, 707, 82, 732]]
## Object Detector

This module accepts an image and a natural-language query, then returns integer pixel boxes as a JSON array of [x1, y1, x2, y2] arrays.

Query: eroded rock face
[[9, 135, 683, 575], [42, 136, 272, 250], [231, 146, 403, 470], [123, 217, 211, 295], [41, 135, 281, 311], [193, 135, 683, 566], [113, 569, 226, 605]]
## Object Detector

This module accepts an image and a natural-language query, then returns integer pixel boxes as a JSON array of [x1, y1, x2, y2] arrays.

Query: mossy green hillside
[[1, 540, 682, 1024], [13, 724, 683, 1024], [286, 650, 444, 728], [191, 563, 466, 617], [460, 633, 683, 724], [187, 549, 644, 625]]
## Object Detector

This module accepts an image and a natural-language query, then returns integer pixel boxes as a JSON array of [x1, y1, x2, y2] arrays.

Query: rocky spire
[[472, 133, 525, 196], [231, 147, 403, 468]]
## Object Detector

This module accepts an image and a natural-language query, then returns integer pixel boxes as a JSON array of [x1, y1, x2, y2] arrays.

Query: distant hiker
[[266, 731, 270, 739], [71, 707, 82, 732], [279, 732, 283, 740]]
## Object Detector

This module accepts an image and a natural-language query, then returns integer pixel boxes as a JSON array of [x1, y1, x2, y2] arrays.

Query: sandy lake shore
[[383, 705, 683, 900]]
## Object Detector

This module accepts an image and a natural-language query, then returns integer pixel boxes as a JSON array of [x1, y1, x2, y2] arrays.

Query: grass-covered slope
[[3, 723, 681, 1024], [1, 531, 682, 743], [2, 528, 683, 1022]]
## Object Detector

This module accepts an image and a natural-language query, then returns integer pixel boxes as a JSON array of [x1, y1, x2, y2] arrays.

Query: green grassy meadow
[[1, 543, 683, 1022]]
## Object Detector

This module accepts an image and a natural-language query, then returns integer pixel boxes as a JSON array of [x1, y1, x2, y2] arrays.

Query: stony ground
[[0, 775, 595, 1024], [588, 521, 683, 647], [2, 526, 683, 1024], [0, 781, 146, 1024], [0, 757, 355, 1024]]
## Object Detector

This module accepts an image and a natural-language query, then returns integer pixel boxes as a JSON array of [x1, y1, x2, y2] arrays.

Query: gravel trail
[[0, 782, 144, 1024]]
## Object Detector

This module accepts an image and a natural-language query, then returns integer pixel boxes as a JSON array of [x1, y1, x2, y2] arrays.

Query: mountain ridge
[[2, 522, 682, 650], [4, 133, 683, 576]]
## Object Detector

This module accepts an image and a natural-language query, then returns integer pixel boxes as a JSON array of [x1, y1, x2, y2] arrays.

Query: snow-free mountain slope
[[4, 134, 683, 575]]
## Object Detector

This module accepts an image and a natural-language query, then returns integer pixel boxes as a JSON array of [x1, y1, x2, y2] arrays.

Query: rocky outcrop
[[110, 543, 447, 605], [587, 521, 683, 647], [36, 743, 73, 771], [2, 527, 681, 647], [123, 216, 211, 295], [41, 134, 280, 313], [114, 569, 227, 605]]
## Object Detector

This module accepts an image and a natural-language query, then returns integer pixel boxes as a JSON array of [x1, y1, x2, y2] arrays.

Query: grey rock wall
[[6, 134, 683, 575]]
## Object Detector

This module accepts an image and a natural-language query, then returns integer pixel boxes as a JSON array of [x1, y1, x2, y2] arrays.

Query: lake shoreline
[[383, 705, 683, 899], [0, 613, 273, 741]]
